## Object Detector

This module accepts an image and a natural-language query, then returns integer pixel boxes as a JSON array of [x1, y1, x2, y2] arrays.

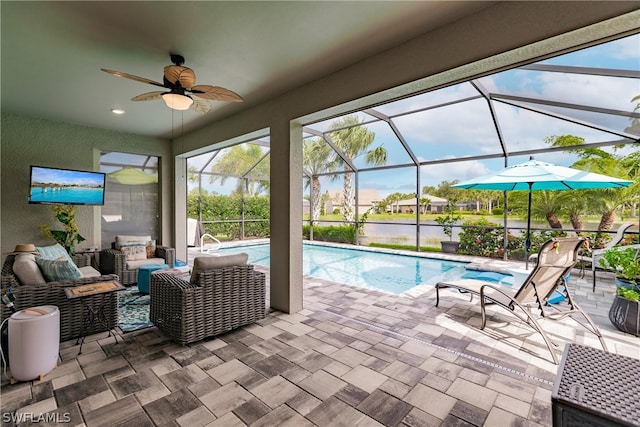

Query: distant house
[[390, 194, 448, 213], [325, 189, 383, 214]]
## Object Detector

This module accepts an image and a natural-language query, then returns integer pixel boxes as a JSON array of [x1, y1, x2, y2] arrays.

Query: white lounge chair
[[435, 237, 607, 364]]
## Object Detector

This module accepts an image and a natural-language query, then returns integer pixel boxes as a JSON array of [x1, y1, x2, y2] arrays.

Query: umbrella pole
[[525, 183, 532, 269]]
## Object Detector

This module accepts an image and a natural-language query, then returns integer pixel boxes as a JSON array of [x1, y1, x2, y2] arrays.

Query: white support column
[[269, 120, 303, 313], [173, 155, 188, 264]]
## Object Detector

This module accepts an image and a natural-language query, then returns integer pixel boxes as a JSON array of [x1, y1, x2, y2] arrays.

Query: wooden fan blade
[[164, 65, 196, 89], [190, 95, 212, 114], [131, 91, 165, 101], [101, 69, 165, 88], [190, 85, 243, 102]]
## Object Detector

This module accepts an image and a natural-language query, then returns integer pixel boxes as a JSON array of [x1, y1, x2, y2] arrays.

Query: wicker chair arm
[[155, 246, 176, 268], [71, 253, 92, 267], [99, 248, 127, 276], [1, 273, 20, 291], [0, 273, 120, 341]]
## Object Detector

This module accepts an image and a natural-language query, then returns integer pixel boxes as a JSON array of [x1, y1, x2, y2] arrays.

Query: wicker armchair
[[150, 264, 266, 345], [1, 254, 120, 342], [100, 245, 175, 285]]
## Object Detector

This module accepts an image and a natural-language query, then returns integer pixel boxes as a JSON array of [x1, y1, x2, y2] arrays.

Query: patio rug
[[118, 285, 153, 332]]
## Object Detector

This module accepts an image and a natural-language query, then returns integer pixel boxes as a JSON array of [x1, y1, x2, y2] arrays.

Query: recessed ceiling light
[[111, 109, 125, 115]]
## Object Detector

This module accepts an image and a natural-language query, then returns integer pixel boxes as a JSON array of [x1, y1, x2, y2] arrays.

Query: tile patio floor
[[1, 247, 638, 426]]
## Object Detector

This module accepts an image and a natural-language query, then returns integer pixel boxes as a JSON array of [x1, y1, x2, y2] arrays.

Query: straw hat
[[4, 243, 39, 255]]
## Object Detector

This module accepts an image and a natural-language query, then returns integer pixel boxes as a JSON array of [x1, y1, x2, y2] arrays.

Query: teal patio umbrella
[[453, 157, 633, 267]]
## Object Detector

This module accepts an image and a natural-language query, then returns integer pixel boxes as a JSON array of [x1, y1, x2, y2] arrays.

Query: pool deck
[[2, 242, 638, 426]]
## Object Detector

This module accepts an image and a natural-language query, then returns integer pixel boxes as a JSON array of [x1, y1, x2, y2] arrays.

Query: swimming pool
[[218, 243, 514, 295]]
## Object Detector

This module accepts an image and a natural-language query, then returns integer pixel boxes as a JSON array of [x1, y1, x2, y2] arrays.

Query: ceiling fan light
[[162, 93, 193, 110]]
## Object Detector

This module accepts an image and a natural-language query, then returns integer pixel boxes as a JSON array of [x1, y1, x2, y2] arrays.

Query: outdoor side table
[[552, 343, 640, 427], [64, 281, 125, 354]]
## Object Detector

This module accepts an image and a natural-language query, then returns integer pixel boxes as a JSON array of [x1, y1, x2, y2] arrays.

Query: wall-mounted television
[[29, 166, 106, 206]]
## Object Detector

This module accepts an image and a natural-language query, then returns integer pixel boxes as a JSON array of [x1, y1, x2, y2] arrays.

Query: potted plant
[[38, 205, 85, 255], [435, 202, 461, 253], [598, 246, 640, 336]]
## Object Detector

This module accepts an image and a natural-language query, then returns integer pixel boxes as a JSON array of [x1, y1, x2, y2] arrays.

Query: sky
[[188, 33, 639, 198], [32, 166, 105, 188]]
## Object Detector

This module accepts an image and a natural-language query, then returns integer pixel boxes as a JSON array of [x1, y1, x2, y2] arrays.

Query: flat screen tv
[[29, 166, 106, 206]]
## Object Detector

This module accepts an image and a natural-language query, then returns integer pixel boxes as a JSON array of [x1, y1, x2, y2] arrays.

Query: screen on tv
[[29, 166, 106, 206]]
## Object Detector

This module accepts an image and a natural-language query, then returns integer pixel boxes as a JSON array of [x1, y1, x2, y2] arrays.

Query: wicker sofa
[[1, 253, 120, 342], [150, 254, 266, 345], [100, 235, 175, 285]]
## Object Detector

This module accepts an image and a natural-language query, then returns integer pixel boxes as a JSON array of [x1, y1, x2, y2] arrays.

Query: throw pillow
[[190, 253, 248, 284], [119, 242, 147, 261], [146, 240, 157, 258], [115, 235, 152, 250], [35, 257, 83, 281], [36, 243, 74, 264], [12, 253, 47, 285]]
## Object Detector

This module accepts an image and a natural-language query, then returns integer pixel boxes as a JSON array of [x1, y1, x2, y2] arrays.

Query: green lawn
[[305, 212, 502, 223]]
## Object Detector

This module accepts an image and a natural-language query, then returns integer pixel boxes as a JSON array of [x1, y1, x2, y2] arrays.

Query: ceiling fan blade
[[190, 85, 243, 102], [164, 65, 196, 89], [131, 91, 165, 101], [101, 69, 165, 88], [190, 95, 212, 114]]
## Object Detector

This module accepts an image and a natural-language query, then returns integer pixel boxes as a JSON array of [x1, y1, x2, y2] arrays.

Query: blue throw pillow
[[35, 257, 83, 282], [36, 243, 74, 263]]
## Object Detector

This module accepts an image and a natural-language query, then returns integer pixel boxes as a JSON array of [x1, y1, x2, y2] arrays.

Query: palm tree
[[385, 192, 404, 214], [546, 134, 639, 245], [328, 116, 386, 222], [557, 190, 589, 233], [419, 196, 431, 214], [209, 144, 270, 196], [303, 138, 337, 225], [531, 190, 564, 229]]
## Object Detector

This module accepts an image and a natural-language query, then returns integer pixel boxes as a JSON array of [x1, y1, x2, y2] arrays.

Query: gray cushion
[[190, 253, 248, 284], [13, 254, 46, 285], [78, 266, 101, 278]]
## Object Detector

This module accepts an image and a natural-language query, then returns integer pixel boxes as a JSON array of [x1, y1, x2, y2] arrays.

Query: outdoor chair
[[100, 235, 175, 285], [577, 222, 636, 291], [1, 253, 119, 342], [149, 253, 266, 345], [435, 237, 607, 364]]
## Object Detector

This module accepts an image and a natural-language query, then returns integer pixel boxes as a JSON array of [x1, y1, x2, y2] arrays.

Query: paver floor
[[1, 248, 638, 426]]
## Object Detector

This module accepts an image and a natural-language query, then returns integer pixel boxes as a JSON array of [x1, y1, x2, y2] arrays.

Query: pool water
[[219, 243, 515, 295]]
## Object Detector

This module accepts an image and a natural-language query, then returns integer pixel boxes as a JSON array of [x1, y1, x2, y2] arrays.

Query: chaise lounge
[[435, 237, 608, 364]]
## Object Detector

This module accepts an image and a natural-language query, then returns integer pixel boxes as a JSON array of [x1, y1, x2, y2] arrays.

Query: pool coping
[[208, 238, 529, 298]]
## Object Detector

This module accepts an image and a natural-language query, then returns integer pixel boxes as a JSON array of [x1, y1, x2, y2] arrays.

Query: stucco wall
[[0, 113, 172, 254]]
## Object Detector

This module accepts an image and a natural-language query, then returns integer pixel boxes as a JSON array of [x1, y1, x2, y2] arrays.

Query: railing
[[200, 233, 222, 253]]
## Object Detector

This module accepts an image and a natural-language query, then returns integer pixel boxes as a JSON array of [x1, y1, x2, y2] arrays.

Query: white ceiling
[[1, 1, 496, 139]]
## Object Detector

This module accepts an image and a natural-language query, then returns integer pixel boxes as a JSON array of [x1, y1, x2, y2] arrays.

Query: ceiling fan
[[101, 54, 243, 114]]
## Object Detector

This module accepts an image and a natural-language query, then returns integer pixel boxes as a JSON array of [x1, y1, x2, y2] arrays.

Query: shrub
[[188, 193, 270, 239], [458, 218, 504, 258], [492, 208, 503, 216], [303, 224, 355, 244]]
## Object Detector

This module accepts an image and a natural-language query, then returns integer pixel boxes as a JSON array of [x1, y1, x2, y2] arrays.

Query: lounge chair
[[435, 237, 607, 364], [577, 222, 636, 291]]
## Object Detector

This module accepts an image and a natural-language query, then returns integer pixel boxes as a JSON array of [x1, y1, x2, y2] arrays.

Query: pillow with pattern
[[35, 257, 83, 281], [119, 242, 147, 261], [146, 240, 156, 258]]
